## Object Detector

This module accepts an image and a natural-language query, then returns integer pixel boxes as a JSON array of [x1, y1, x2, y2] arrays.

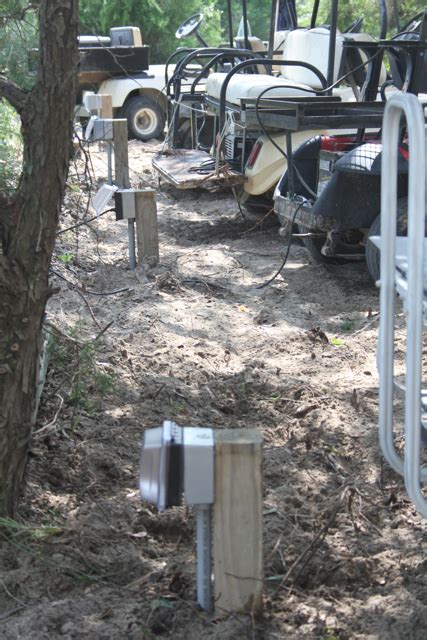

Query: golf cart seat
[[206, 71, 318, 102], [233, 35, 266, 53], [273, 29, 290, 70], [233, 36, 269, 74], [205, 27, 345, 105]]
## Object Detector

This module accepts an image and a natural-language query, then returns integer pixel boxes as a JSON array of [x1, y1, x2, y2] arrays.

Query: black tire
[[366, 197, 409, 282], [242, 193, 274, 215], [297, 224, 327, 262], [120, 95, 165, 141]]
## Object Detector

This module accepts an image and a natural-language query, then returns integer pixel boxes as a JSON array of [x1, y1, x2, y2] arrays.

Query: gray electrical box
[[93, 118, 114, 141], [140, 422, 214, 510], [114, 189, 137, 221], [183, 427, 214, 505], [139, 421, 183, 511]]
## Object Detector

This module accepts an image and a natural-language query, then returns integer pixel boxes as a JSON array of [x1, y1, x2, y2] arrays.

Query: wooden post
[[213, 429, 263, 616], [112, 119, 130, 188], [98, 94, 113, 119], [86, 93, 113, 119], [112, 119, 136, 268], [134, 189, 159, 266]]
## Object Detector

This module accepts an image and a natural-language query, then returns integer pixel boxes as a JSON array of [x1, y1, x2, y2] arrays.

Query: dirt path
[[0, 140, 426, 639]]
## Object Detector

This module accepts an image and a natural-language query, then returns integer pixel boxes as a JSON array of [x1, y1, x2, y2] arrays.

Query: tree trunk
[[0, 2, 79, 517]]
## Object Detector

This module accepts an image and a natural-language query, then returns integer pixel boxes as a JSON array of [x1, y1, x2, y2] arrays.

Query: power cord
[[256, 198, 305, 289], [56, 207, 116, 235]]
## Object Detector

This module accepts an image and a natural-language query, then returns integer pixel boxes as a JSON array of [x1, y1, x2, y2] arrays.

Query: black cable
[[56, 207, 115, 235], [251, 46, 385, 202], [256, 199, 305, 289], [254, 86, 319, 200], [49, 267, 129, 296]]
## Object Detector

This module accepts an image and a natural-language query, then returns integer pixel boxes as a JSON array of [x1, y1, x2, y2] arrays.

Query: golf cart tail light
[[399, 146, 409, 161], [246, 140, 263, 169], [320, 135, 354, 153]]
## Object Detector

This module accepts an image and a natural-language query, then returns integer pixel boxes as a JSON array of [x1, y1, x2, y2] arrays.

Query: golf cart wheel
[[366, 197, 410, 282], [297, 224, 327, 262], [242, 193, 274, 215], [120, 96, 165, 141]]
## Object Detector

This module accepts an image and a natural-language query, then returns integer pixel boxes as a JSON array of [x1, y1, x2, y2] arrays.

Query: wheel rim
[[133, 107, 158, 137]]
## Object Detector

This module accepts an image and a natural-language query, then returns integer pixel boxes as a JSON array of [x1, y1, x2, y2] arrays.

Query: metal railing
[[379, 92, 427, 516]]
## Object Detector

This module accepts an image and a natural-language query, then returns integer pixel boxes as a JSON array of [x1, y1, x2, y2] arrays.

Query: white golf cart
[[75, 13, 213, 141], [153, 0, 388, 211]]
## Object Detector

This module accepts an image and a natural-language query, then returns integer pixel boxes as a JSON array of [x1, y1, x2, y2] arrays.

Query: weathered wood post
[[85, 92, 113, 119], [112, 119, 136, 269], [97, 94, 113, 119], [96, 95, 113, 181], [85, 94, 114, 182], [213, 429, 263, 616], [134, 189, 159, 267]]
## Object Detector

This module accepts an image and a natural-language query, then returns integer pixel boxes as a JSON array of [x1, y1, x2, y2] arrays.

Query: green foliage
[[79, 0, 222, 63], [67, 338, 116, 410], [78, 0, 427, 66], [0, 3, 37, 195], [216, 0, 272, 43], [58, 252, 75, 264], [0, 2, 38, 87], [0, 517, 63, 541], [296, 0, 426, 37], [340, 319, 354, 331], [49, 325, 117, 412], [0, 100, 22, 194]]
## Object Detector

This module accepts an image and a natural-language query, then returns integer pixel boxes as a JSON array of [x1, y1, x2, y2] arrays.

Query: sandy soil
[[0, 139, 426, 639]]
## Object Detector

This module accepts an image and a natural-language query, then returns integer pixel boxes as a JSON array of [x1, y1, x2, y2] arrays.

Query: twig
[[75, 289, 102, 330], [44, 321, 84, 346], [44, 319, 113, 346], [0, 577, 28, 608], [243, 207, 274, 234], [50, 268, 129, 296], [0, 606, 26, 622], [153, 383, 166, 400], [352, 314, 380, 336], [93, 320, 114, 342], [273, 498, 343, 592], [33, 394, 64, 437]]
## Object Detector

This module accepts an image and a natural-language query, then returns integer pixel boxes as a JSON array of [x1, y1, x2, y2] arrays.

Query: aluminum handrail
[[379, 92, 427, 517]]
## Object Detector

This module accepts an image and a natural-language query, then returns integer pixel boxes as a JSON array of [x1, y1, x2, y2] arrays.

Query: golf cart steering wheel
[[175, 13, 204, 40]]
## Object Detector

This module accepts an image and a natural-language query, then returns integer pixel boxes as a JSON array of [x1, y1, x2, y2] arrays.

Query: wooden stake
[[98, 94, 113, 119], [213, 429, 263, 616], [134, 189, 159, 266], [112, 119, 135, 268], [112, 119, 130, 188]]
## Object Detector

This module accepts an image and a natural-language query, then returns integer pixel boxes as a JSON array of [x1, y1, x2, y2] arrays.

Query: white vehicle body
[[99, 65, 168, 110], [76, 64, 171, 141]]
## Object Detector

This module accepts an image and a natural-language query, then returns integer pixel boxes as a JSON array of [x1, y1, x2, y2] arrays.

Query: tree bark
[[0, 1, 79, 516]]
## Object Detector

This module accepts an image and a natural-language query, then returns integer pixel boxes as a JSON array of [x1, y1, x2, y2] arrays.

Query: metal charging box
[[139, 421, 183, 511], [84, 92, 104, 112], [114, 189, 136, 221], [92, 118, 114, 141], [183, 427, 214, 505]]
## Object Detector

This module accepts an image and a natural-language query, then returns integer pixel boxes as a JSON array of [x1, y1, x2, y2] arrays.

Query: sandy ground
[[0, 139, 426, 639]]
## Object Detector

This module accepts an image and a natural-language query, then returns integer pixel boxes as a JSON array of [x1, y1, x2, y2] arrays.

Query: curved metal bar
[[165, 48, 196, 92], [379, 92, 427, 516], [218, 58, 327, 134], [170, 47, 244, 110], [189, 49, 263, 95]]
